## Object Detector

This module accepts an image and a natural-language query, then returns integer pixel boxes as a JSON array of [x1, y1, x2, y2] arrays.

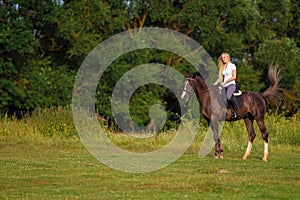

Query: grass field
[[1, 139, 299, 199], [0, 108, 299, 199]]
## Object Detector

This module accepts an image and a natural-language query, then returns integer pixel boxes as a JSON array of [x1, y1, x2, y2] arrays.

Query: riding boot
[[229, 97, 238, 119]]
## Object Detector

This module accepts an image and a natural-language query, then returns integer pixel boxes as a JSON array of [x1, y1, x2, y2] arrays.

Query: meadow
[[0, 107, 299, 199]]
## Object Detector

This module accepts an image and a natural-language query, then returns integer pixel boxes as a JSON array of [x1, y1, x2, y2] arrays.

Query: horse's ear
[[183, 72, 190, 78], [192, 72, 203, 79]]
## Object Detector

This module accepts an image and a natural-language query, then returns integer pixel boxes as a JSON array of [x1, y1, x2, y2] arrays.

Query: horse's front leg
[[213, 138, 224, 159], [218, 138, 224, 159], [210, 118, 223, 159]]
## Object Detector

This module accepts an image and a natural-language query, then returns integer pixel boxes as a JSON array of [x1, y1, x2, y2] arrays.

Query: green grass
[[0, 108, 299, 199], [0, 139, 299, 199]]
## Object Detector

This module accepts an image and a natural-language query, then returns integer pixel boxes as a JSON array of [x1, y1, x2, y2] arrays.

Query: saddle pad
[[233, 90, 242, 96]]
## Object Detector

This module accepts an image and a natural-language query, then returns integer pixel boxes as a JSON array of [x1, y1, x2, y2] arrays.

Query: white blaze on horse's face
[[181, 79, 193, 102]]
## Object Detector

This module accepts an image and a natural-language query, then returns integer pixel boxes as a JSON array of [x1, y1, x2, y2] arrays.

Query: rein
[[185, 78, 220, 95], [197, 87, 220, 95]]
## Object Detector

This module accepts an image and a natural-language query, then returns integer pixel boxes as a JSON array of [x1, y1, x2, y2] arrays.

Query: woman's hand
[[213, 79, 220, 86]]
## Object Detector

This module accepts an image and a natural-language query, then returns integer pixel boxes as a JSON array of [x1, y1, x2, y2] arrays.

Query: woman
[[214, 52, 238, 119]]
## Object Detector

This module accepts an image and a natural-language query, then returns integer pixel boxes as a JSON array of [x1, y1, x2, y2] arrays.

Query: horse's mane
[[192, 72, 204, 80], [191, 72, 218, 89]]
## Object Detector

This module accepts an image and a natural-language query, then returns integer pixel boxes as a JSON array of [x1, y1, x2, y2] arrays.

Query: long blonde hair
[[218, 52, 231, 82]]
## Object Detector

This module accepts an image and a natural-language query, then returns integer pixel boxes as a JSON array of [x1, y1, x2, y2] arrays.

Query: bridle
[[183, 78, 195, 94]]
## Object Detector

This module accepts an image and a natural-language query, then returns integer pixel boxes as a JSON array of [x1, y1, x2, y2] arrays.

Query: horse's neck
[[195, 77, 208, 91], [194, 77, 219, 119], [194, 77, 209, 103]]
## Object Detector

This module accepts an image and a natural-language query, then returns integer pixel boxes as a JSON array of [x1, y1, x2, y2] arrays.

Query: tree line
[[1, 0, 299, 126]]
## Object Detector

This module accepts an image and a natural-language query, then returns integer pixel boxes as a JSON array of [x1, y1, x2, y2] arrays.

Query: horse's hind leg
[[256, 119, 269, 162], [242, 117, 256, 160]]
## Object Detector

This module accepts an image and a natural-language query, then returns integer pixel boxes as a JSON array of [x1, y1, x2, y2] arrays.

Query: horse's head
[[181, 77, 195, 102]]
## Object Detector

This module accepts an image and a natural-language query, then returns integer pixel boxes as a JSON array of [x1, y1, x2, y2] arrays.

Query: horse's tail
[[261, 64, 282, 103]]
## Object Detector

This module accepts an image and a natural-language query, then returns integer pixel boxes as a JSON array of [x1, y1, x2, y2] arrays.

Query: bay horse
[[181, 65, 282, 161]]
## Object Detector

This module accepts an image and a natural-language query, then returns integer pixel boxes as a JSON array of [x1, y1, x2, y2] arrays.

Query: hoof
[[242, 153, 250, 160], [262, 154, 268, 162], [262, 157, 268, 162], [214, 155, 224, 159]]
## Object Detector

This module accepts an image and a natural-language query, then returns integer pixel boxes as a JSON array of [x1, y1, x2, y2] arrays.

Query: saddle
[[229, 93, 243, 108], [218, 86, 244, 108]]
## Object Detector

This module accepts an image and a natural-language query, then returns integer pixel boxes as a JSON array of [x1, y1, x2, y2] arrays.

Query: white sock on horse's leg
[[242, 141, 252, 160]]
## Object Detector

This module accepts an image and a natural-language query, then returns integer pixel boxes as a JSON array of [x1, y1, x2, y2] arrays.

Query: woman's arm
[[221, 70, 236, 86]]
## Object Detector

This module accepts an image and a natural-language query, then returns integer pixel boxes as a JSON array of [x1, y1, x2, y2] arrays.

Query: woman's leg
[[226, 85, 238, 119], [226, 84, 236, 100]]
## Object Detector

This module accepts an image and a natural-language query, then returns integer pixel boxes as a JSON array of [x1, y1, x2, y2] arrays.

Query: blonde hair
[[218, 52, 231, 82]]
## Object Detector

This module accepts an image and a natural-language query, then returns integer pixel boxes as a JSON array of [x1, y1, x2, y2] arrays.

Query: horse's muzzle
[[181, 91, 190, 102]]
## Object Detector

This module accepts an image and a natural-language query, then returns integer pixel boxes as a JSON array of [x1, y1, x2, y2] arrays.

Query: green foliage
[[255, 38, 299, 86], [57, 0, 127, 60], [1, 107, 299, 147], [237, 65, 264, 92], [0, 0, 40, 115], [24, 62, 75, 109], [254, 38, 300, 113], [0, 107, 76, 139], [0, 0, 73, 115], [58, 0, 109, 58], [256, 0, 293, 38], [0, 0, 299, 124]]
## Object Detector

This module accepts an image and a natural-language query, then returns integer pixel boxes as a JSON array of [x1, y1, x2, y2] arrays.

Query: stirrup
[[231, 111, 238, 119]]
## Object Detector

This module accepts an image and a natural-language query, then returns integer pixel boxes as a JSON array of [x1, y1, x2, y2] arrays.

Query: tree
[[0, 0, 40, 115], [57, 0, 127, 65], [0, 0, 73, 116], [287, 0, 300, 47], [1, 0, 299, 121], [254, 38, 300, 114], [251, 0, 300, 114]]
